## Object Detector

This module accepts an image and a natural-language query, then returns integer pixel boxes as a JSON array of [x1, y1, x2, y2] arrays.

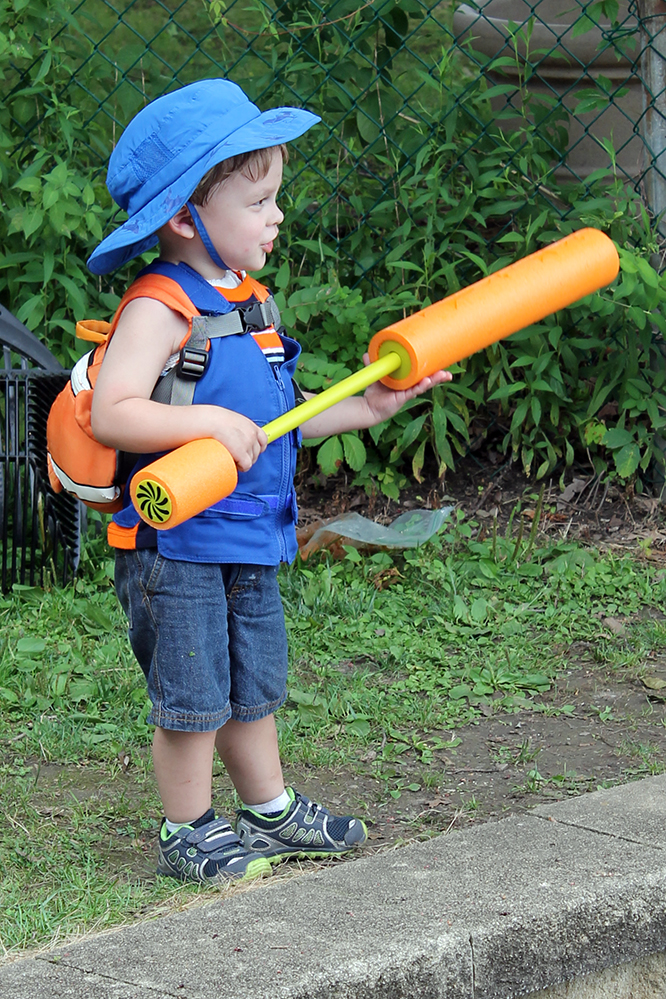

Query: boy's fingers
[[414, 370, 451, 392], [236, 427, 268, 470]]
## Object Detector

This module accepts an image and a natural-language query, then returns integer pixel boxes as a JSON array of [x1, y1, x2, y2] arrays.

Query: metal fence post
[[638, 0, 666, 239]]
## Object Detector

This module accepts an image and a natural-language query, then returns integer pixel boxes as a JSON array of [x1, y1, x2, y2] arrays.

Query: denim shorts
[[114, 551, 288, 732]]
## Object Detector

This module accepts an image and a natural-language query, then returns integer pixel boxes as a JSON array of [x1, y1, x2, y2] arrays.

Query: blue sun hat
[[87, 79, 320, 275]]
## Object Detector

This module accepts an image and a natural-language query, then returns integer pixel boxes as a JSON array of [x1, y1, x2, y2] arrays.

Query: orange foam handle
[[130, 438, 238, 528], [368, 228, 619, 390]]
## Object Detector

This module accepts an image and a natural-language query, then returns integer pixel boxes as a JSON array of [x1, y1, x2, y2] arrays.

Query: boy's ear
[[165, 205, 196, 240]]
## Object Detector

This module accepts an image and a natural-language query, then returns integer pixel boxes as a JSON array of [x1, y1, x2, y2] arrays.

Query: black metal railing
[[0, 308, 80, 592]]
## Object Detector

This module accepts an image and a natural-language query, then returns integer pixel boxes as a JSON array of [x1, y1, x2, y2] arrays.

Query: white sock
[[246, 789, 291, 815], [165, 816, 197, 833]]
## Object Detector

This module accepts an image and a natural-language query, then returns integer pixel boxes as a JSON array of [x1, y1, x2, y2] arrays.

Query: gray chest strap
[[150, 297, 282, 407]]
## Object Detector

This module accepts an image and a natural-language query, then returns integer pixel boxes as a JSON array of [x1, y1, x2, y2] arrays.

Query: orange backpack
[[46, 271, 279, 513], [46, 274, 205, 513]]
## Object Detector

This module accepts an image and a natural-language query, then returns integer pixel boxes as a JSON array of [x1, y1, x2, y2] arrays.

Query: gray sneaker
[[158, 808, 272, 883], [235, 787, 367, 862]]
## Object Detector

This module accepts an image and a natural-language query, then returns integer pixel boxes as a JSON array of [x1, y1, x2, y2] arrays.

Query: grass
[[1, 511, 665, 958], [279, 514, 666, 759]]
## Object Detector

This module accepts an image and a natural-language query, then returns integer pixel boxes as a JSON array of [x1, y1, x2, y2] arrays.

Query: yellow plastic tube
[[130, 351, 402, 528], [130, 228, 619, 530]]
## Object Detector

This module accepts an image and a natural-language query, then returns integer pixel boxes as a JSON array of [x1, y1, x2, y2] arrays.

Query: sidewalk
[[3, 775, 666, 998]]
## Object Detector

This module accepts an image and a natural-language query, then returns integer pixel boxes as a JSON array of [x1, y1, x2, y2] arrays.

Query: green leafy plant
[[0, 0, 118, 364], [1, 0, 663, 493]]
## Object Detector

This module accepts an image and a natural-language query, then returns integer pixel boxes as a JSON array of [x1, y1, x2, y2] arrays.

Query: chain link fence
[[6, 0, 662, 289]]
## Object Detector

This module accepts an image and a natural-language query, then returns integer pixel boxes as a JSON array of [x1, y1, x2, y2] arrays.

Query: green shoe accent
[[160, 821, 194, 842], [243, 857, 273, 880], [157, 809, 272, 883], [236, 789, 368, 862]]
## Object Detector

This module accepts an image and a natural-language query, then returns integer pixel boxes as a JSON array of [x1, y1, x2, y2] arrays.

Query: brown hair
[[190, 144, 288, 206]]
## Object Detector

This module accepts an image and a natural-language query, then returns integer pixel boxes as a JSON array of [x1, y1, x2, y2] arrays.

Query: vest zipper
[[274, 365, 291, 562]]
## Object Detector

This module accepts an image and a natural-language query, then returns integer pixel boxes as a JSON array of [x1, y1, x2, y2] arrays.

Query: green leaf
[[42, 187, 61, 210], [488, 382, 526, 402], [356, 93, 381, 144], [516, 673, 551, 690], [634, 255, 659, 289], [81, 605, 114, 631], [12, 176, 41, 193], [399, 413, 427, 450], [346, 719, 371, 737], [613, 442, 640, 479], [470, 597, 488, 622], [317, 436, 344, 476], [449, 684, 471, 700], [571, 14, 597, 37], [453, 595, 468, 621], [603, 427, 633, 449], [341, 433, 367, 471], [412, 438, 426, 482], [42, 250, 55, 285], [530, 397, 541, 426], [9, 207, 44, 238], [274, 260, 290, 290], [16, 637, 46, 656]]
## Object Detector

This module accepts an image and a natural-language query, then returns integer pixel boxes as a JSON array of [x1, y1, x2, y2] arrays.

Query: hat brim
[[87, 107, 320, 275]]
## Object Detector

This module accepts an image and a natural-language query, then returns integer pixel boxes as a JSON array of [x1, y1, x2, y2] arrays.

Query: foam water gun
[[130, 228, 619, 530]]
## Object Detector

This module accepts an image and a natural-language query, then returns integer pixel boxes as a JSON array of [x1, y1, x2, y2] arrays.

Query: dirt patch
[[26, 759, 161, 881], [18, 655, 666, 881], [291, 659, 666, 849]]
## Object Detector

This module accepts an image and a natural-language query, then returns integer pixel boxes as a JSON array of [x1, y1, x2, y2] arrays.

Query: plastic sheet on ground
[[298, 508, 453, 558]]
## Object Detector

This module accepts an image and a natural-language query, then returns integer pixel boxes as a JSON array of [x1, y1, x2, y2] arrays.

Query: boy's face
[[194, 147, 284, 273]]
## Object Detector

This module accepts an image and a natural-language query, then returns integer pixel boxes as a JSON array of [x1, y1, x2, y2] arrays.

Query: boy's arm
[[91, 297, 267, 472], [300, 356, 452, 439]]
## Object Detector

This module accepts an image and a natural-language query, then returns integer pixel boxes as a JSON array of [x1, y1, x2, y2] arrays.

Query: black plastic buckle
[[240, 302, 269, 332], [177, 346, 209, 380]]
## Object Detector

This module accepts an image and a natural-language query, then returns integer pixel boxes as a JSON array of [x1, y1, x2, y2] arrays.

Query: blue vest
[[111, 262, 301, 565]]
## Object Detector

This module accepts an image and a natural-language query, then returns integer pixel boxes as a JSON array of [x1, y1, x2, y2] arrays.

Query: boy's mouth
[[262, 241, 274, 253]]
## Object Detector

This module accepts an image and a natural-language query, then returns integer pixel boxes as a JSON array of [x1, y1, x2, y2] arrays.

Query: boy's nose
[[273, 205, 284, 225]]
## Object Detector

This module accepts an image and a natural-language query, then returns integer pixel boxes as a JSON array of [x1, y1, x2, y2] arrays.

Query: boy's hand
[[210, 409, 268, 472], [362, 354, 452, 425]]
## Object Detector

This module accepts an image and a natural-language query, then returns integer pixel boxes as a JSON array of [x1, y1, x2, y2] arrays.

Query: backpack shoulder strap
[[245, 277, 270, 303], [106, 274, 203, 408], [105, 268, 281, 407], [109, 273, 202, 338]]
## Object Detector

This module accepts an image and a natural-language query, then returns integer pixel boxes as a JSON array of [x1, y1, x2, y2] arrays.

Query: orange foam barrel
[[130, 438, 238, 529], [368, 228, 619, 390]]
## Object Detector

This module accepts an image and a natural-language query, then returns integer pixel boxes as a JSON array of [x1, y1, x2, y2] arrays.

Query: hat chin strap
[[186, 201, 230, 271]]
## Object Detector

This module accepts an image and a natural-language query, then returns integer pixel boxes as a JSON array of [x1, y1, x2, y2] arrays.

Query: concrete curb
[[3, 775, 666, 998]]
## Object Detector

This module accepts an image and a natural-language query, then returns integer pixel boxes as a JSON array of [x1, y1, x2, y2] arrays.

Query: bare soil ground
[[27, 649, 666, 882], [305, 653, 666, 850], [295, 450, 666, 553]]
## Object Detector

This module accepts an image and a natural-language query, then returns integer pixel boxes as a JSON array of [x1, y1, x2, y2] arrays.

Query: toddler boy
[[89, 78, 450, 883]]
